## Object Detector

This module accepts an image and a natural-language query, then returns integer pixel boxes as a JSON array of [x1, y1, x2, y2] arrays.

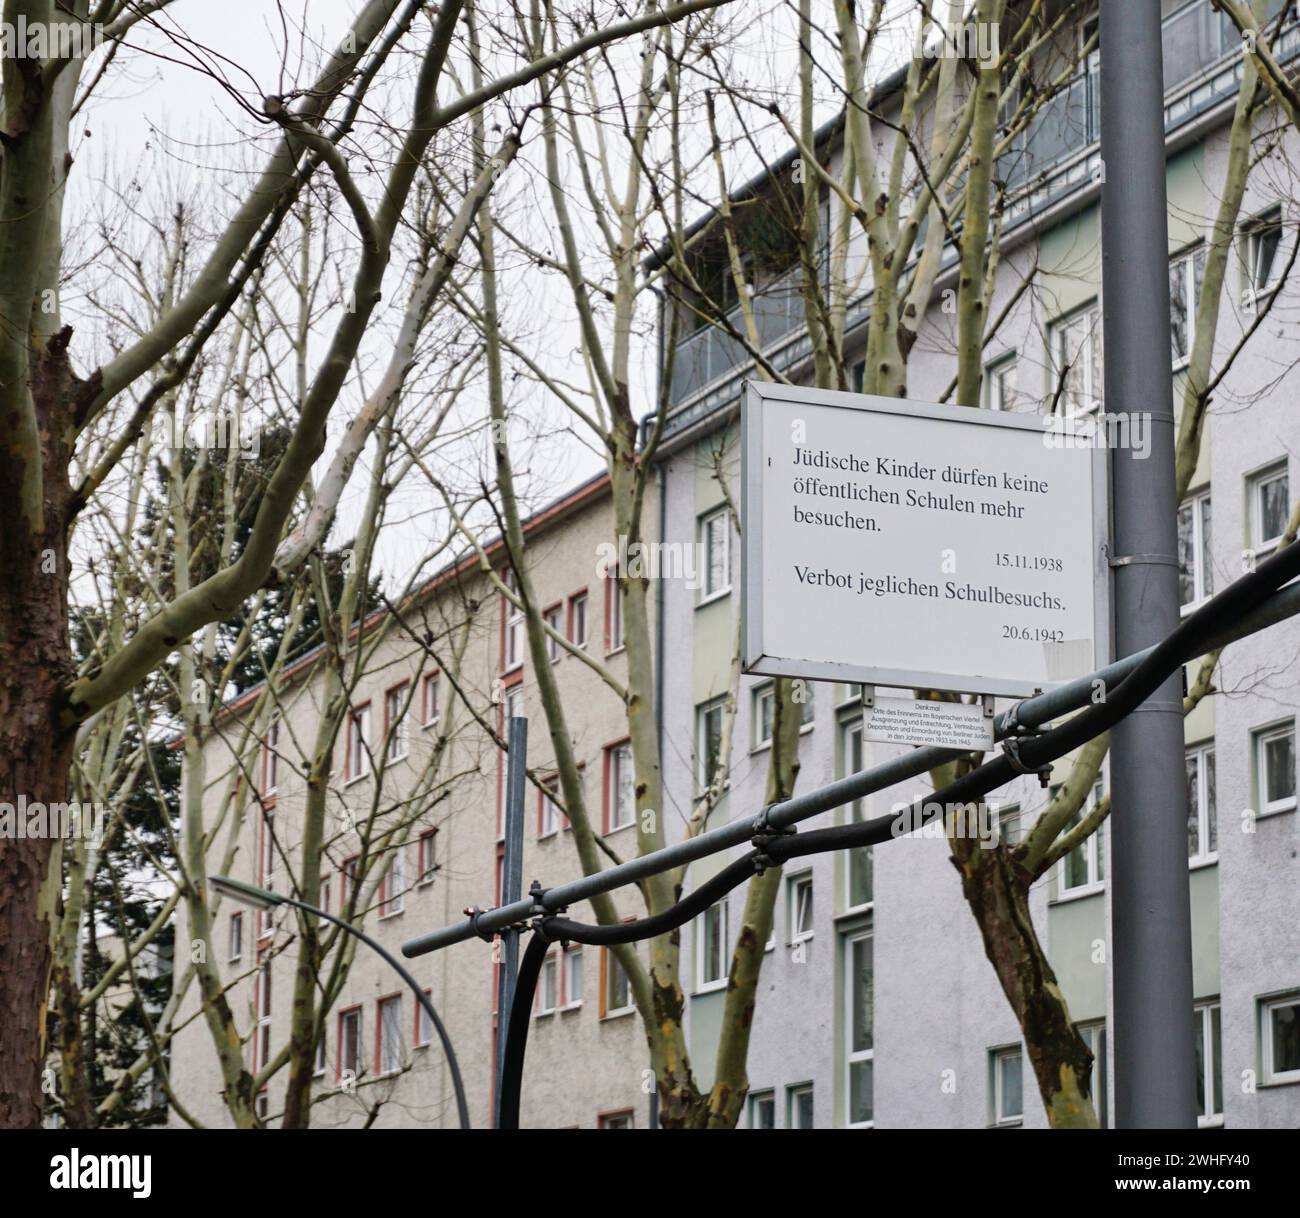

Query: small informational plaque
[[862, 687, 995, 751]]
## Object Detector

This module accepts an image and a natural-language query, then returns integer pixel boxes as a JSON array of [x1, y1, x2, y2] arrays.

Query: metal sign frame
[[740, 380, 1112, 698]]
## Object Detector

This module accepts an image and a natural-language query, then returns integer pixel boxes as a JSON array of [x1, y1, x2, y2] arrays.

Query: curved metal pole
[[279, 894, 470, 1130]]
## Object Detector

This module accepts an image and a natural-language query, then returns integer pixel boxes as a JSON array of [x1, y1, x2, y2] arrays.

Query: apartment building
[[168, 472, 658, 1128], [652, 0, 1300, 1128]]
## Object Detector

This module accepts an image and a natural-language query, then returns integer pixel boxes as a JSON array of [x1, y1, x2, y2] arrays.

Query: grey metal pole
[[1099, 0, 1198, 1128], [494, 715, 527, 1125]]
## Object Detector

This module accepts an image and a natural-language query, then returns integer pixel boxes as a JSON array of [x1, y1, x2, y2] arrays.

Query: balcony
[[662, 0, 1296, 422]]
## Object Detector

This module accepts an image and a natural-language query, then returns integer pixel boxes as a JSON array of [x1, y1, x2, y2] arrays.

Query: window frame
[[747, 1089, 776, 1129], [538, 773, 563, 838], [536, 948, 559, 1016], [1195, 1000, 1223, 1124], [375, 993, 403, 1077], [599, 945, 635, 1019], [990, 1044, 1024, 1127], [1247, 461, 1290, 555], [695, 901, 729, 994], [1260, 990, 1300, 1087], [604, 739, 635, 834], [605, 573, 624, 654], [1254, 720, 1297, 817], [377, 846, 406, 919], [228, 911, 243, 963], [414, 989, 433, 1049], [384, 680, 411, 763], [261, 716, 280, 800], [844, 929, 875, 1129], [344, 701, 372, 784], [1243, 205, 1283, 296], [1058, 779, 1106, 897], [1077, 1020, 1107, 1129], [417, 829, 438, 885], [698, 506, 731, 603], [561, 944, 583, 1010], [786, 1082, 814, 1130], [502, 567, 525, 673], [421, 670, 441, 728], [984, 352, 1019, 412], [1186, 742, 1217, 865], [1168, 244, 1206, 370], [1048, 300, 1103, 418], [840, 714, 873, 913], [788, 872, 814, 945], [1177, 489, 1213, 612], [567, 590, 588, 649], [542, 602, 564, 663]]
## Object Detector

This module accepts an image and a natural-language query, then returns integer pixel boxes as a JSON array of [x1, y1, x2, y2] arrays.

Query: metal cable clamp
[[1001, 700, 1053, 787], [750, 805, 796, 873]]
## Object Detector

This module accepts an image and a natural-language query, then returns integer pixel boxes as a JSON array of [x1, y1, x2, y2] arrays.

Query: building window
[[417, 830, 438, 884], [605, 574, 624, 652], [696, 902, 729, 993], [539, 775, 562, 837], [985, 354, 1020, 412], [845, 931, 874, 1128], [841, 717, 872, 909], [1060, 779, 1105, 895], [415, 990, 433, 1049], [257, 811, 276, 940], [262, 716, 280, 798], [319, 877, 330, 915], [1260, 992, 1300, 1086], [315, 1022, 327, 1076], [789, 873, 814, 944], [421, 670, 440, 728], [752, 681, 814, 750], [345, 702, 371, 782], [562, 945, 583, 1008], [991, 1045, 1023, 1126], [503, 568, 524, 671], [228, 912, 243, 963], [338, 1007, 362, 1080], [378, 847, 405, 918], [1248, 462, 1290, 554], [1077, 1021, 1107, 1128], [748, 1089, 776, 1129], [1169, 246, 1206, 367], [1243, 207, 1283, 294], [699, 507, 730, 600], [787, 1083, 814, 1130], [598, 1110, 635, 1129], [567, 591, 588, 648], [697, 697, 725, 791], [1177, 491, 1212, 609], [601, 947, 633, 1017], [254, 960, 272, 1073], [1195, 1001, 1223, 1123], [537, 950, 559, 1015], [384, 682, 410, 762], [543, 603, 563, 662], [1254, 721, 1296, 816], [605, 741, 635, 832], [1186, 744, 1217, 863], [377, 995, 402, 1075], [1048, 302, 1103, 416]]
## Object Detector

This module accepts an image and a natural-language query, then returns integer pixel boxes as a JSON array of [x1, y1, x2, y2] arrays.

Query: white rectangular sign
[[742, 382, 1109, 697], [862, 688, 994, 751]]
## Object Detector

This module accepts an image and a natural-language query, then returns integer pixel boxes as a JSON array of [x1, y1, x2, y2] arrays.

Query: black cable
[[496, 928, 549, 1130]]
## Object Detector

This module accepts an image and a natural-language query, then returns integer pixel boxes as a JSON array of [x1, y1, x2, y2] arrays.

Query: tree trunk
[[953, 843, 1099, 1128], [0, 334, 79, 1128]]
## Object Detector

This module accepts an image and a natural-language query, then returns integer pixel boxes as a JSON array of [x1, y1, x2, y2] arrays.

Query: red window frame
[[337, 1004, 363, 1081], [602, 737, 633, 834], [566, 589, 588, 647], [384, 680, 410, 762], [417, 829, 438, 883], [421, 670, 441, 727], [375, 993, 402, 1075], [344, 701, 372, 781]]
